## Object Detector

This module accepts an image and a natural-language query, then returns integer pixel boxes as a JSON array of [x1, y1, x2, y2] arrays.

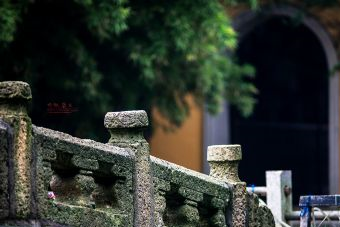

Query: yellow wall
[[150, 95, 203, 172]]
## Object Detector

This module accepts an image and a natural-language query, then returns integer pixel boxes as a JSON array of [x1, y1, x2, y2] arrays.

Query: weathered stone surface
[[0, 120, 11, 219], [247, 192, 260, 227], [258, 199, 276, 227], [31, 121, 235, 227], [209, 196, 229, 227], [208, 145, 251, 227], [1, 118, 274, 227], [231, 183, 247, 227], [0, 81, 276, 227], [177, 200, 200, 227], [104, 111, 148, 129], [211, 197, 226, 209], [33, 126, 131, 164], [33, 125, 134, 227], [129, 142, 155, 227], [178, 187, 203, 203], [154, 191, 167, 227], [208, 145, 242, 183], [50, 173, 97, 206], [0, 81, 33, 219], [0, 81, 32, 101], [211, 209, 227, 227], [210, 161, 240, 183], [105, 111, 149, 148], [71, 155, 99, 171], [152, 156, 230, 198], [43, 203, 128, 227], [207, 145, 242, 162], [105, 111, 154, 227], [153, 177, 170, 227], [152, 156, 230, 227]]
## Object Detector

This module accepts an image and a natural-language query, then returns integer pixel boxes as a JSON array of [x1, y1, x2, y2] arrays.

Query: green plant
[[0, 0, 256, 140]]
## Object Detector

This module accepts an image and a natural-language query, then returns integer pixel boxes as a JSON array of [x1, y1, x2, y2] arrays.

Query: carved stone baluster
[[0, 118, 11, 219], [247, 192, 260, 227], [210, 197, 227, 227], [154, 178, 170, 227], [177, 199, 200, 227], [177, 187, 202, 227], [155, 191, 167, 227]]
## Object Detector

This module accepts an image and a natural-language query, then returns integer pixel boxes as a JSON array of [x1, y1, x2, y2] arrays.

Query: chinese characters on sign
[[47, 102, 78, 114]]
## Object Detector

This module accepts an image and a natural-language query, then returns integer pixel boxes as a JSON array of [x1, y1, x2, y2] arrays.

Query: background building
[[151, 2, 340, 203]]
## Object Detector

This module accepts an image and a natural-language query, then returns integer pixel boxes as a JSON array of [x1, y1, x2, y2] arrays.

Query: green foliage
[[0, 2, 23, 43], [0, 0, 256, 140]]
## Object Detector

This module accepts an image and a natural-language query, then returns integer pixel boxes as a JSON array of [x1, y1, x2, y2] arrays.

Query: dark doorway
[[231, 16, 329, 203]]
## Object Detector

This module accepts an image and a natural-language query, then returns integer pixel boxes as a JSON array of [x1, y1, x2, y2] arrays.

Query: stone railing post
[[0, 81, 33, 219], [207, 145, 246, 227], [104, 111, 154, 227]]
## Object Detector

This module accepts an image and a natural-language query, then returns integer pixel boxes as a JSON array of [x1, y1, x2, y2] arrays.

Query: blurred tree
[[0, 0, 257, 141]]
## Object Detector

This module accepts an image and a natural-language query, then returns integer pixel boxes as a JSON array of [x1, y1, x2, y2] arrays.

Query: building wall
[[150, 2, 340, 183], [228, 0, 340, 193], [308, 7, 340, 191], [150, 95, 203, 172]]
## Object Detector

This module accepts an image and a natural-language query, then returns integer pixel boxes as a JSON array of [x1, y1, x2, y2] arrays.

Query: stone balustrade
[[0, 81, 275, 227]]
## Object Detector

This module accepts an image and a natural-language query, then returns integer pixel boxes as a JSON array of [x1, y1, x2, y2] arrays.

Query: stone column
[[105, 110, 154, 227], [0, 81, 33, 218], [207, 145, 247, 227]]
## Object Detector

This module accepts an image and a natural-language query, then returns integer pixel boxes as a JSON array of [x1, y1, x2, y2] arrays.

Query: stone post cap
[[0, 81, 32, 101], [104, 110, 149, 129], [207, 145, 242, 162]]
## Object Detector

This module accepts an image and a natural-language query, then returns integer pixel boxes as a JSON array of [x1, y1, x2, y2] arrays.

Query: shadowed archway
[[233, 15, 328, 202], [203, 6, 339, 199]]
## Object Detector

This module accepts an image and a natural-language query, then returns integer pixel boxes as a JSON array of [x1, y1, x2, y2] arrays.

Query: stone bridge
[[0, 81, 274, 227]]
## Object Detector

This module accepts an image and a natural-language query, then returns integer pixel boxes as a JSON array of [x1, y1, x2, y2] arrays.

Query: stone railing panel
[[33, 126, 134, 227], [0, 81, 276, 227], [152, 156, 230, 227]]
